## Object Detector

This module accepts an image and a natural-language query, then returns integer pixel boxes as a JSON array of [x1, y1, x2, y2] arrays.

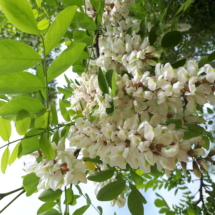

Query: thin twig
[[0, 187, 24, 200], [0, 190, 25, 213]]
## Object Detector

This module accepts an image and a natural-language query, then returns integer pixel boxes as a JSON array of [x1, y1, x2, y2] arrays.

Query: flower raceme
[[25, 0, 214, 208]]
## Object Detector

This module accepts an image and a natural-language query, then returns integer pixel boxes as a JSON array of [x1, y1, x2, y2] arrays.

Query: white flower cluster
[[26, 140, 87, 191], [69, 0, 215, 177], [87, 0, 162, 75]]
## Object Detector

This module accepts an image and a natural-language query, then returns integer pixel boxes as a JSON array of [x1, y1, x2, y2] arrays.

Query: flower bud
[[196, 159, 209, 172], [181, 161, 187, 177], [193, 161, 202, 178], [208, 148, 215, 157]]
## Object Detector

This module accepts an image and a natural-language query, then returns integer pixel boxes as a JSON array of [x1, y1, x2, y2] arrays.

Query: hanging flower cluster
[[69, 0, 215, 177], [26, 140, 87, 191], [25, 0, 215, 194]]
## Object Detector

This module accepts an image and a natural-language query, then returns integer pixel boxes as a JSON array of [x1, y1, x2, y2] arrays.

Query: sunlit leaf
[[0, 0, 39, 35], [39, 137, 55, 160], [39, 189, 62, 202], [1, 147, 10, 173], [9, 142, 20, 165], [15, 109, 31, 135], [0, 40, 41, 73], [38, 19, 50, 30], [0, 72, 43, 94], [23, 173, 40, 196], [47, 43, 86, 81], [44, 6, 78, 55], [0, 117, 11, 141], [0, 97, 43, 116]]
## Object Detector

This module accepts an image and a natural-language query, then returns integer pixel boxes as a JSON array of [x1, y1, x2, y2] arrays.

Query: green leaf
[[0, 97, 43, 116], [0, 40, 41, 73], [73, 30, 93, 46], [52, 131, 60, 145], [35, 109, 49, 129], [207, 107, 213, 114], [105, 70, 117, 96], [57, 87, 72, 99], [208, 51, 215, 62], [50, 102, 58, 126], [0, 101, 6, 108], [0, 72, 43, 94], [171, 18, 178, 31], [130, 170, 145, 186], [39, 137, 55, 160], [130, 184, 147, 204], [149, 25, 158, 45], [159, 208, 169, 214], [97, 206, 103, 215], [73, 205, 89, 215], [76, 12, 97, 31], [98, 68, 109, 94], [37, 202, 56, 215], [0, 117, 11, 141], [171, 58, 186, 68], [166, 119, 182, 129], [105, 69, 113, 88], [83, 156, 102, 164], [161, 31, 182, 48], [59, 100, 70, 121], [90, 0, 102, 14], [0, 0, 39, 35], [44, 6, 77, 55], [202, 136, 210, 150], [9, 142, 20, 165], [47, 43, 86, 81], [36, 0, 41, 7], [60, 0, 84, 7], [65, 188, 73, 204], [97, 180, 126, 201], [1, 147, 10, 173], [23, 173, 40, 196], [39, 189, 62, 202], [16, 109, 31, 135], [128, 190, 144, 215], [106, 99, 115, 116], [87, 169, 114, 182], [18, 128, 41, 157], [198, 56, 209, 68], [187, 207, 196, 215], [154, 199, 168, 208], [38, 19, 50, 30], [183, 124, 204, 140]]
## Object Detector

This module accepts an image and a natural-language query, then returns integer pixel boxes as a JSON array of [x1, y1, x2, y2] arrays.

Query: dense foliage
[[0, 0, 215, 215]]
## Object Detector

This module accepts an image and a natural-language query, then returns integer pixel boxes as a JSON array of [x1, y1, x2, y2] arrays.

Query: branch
[[0, 122, 73, 150], [194, 175, 206, 210], [0, 190, 25, 213], [0, 187, 24, 200], [94, 30, 100, 58]]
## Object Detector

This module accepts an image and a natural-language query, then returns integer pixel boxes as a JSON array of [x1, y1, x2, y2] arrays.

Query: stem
[[64, 186, 68, 215], [0, 187, 24, 200], [0, 123, 73, 150], [80, 194, 100, 214], [40, 35, 51, 140], [0, 190, 25, 213], [194, 175, 206, 209]]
